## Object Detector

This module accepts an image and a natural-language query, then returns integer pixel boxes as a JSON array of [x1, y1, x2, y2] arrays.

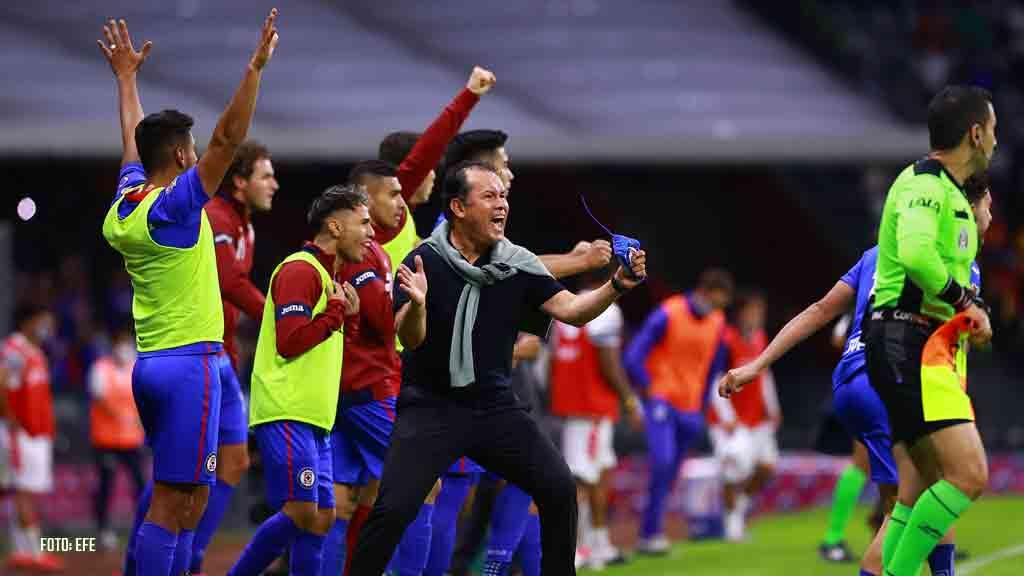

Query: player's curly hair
[[219, 140, 271, 194], [964, 171, 989, 204], [307, 184, 368, 232], [135, 109, 194, 174]]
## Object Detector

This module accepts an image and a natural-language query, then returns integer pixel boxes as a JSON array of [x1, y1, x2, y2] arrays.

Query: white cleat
[[636, 534, 671, 556]]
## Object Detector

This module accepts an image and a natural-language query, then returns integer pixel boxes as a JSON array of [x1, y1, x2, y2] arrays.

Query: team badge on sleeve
[[298, 467, 316, 488], [206, 453, 218, 473]]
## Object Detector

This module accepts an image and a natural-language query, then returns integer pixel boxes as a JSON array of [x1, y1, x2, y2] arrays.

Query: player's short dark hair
[[697, 268, 735, 295], [307, 184, 369, 232], [13, 302, 49, 330], [445, 130, 508, 167], [964, 171, 989, 204], [135, 109, 194, 174], [220, 140, 271, 194], [733, 288, 765, 312], [378, 132, 421, 166], [927, 86, 993, 151], [442, 160, 499, 220], [348, 159, 398, 187]]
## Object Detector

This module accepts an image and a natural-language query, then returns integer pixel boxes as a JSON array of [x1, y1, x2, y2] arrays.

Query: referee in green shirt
[[864, 85, 995, 576]]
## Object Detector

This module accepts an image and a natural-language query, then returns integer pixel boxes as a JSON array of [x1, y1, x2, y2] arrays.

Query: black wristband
[[610, 275, 629, 294], [937, 277, 971, 311]]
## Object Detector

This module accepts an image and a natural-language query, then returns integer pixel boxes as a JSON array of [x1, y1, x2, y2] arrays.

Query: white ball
[[16, 197, 36, 221]]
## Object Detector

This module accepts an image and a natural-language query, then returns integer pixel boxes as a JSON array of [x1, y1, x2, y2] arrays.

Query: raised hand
[[97, 19, 152, 78], [612, 248, 646, 290], [340, 282, 359, 317], [467, 66, 496, 96], [398, 256, 428, 307], [250, 8, 280, 70]]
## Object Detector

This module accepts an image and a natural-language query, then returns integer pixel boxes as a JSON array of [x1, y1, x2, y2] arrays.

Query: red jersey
[[2, 333, 55, 438], [549, 303, 623, 420], [375, 88, 480, 245], [337, 240, 399, 399], [206, 193, 265, 368], [709, 327, 777, 427]]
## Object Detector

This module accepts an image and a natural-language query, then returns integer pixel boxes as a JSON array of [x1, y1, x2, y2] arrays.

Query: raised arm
[[197, 8, 279, 197], [98, 19, 153, 167], [539, 240, 613, 279], [717, 280, 855, 398], [397, 67, 495, 203], [541, 251, 646, 326]]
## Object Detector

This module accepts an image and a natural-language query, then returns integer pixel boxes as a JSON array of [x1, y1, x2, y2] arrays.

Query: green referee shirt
[[874, 158, 978, 322]]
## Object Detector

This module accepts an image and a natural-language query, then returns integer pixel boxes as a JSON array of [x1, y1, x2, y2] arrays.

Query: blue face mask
[[580, 194, 645, 280]]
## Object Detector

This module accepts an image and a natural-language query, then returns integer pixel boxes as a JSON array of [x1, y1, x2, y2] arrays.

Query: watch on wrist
[[611, 275, 629, 294]]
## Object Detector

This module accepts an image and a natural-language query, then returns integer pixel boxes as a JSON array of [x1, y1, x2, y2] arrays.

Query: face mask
[[113, 343, 136, 365]]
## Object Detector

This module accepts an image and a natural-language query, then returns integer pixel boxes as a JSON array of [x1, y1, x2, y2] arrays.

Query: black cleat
[[819, 541, 856, 563]]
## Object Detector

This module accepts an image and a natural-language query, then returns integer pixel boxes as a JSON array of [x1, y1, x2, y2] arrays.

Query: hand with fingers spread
[[340, 282, 360, 317], [398, 255, 428, 307], [250, 8, 280, 71], [467, 66, 496, 96], [97, 19, 152, 78]]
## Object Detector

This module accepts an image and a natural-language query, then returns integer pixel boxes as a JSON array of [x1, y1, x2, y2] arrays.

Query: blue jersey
[[832, 247, 981, 387]]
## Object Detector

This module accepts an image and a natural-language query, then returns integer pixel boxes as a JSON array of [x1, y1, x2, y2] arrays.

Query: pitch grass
[[589, 496, 1024, 576]]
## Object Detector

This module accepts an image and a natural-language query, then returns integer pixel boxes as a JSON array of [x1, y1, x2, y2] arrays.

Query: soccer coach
[[349, 160, 646, 575]]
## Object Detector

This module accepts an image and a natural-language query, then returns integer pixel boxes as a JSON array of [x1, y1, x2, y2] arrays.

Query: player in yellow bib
[[98, 11, 279, 576], [229, 185, 369, 576]]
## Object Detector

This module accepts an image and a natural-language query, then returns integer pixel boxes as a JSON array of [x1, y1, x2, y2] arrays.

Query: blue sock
[[517, 515, 541, 576], [124, 481, 153, 576], [190, 479, 237, 573], [425, 475, 473, 576], [320, 516, 349, 576], [486, 484, 532, 564], [928, 543, 955, 576], [398, 503, 434, 576], [170, 529, 194, 576], [135, 521, 178, 576], [859, 570, 877, 576], [290, 529, 326, 576], [228, 512, 301, 576]]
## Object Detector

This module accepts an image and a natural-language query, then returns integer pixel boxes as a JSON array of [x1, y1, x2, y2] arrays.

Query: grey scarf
[[422, 220, 552, 387]]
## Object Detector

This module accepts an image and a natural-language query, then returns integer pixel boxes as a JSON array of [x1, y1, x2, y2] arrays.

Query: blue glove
[[612, 233, 643, 280]]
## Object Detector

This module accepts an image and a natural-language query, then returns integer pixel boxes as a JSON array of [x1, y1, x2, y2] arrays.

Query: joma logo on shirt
[[353, 270, 377, 287], [908, 197, 940, 212], [278, 303, 310, 318]]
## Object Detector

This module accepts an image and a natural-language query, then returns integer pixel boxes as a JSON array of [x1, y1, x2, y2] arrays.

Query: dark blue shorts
[[331, 397, 395, 486], [833, 371, 898, 485], [216, 352, 248, 446], [255, 420, 334, 510], [133, 352, 221, 486]]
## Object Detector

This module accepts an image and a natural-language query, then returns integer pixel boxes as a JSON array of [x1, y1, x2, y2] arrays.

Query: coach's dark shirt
[[393, 242, 564, 408]]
